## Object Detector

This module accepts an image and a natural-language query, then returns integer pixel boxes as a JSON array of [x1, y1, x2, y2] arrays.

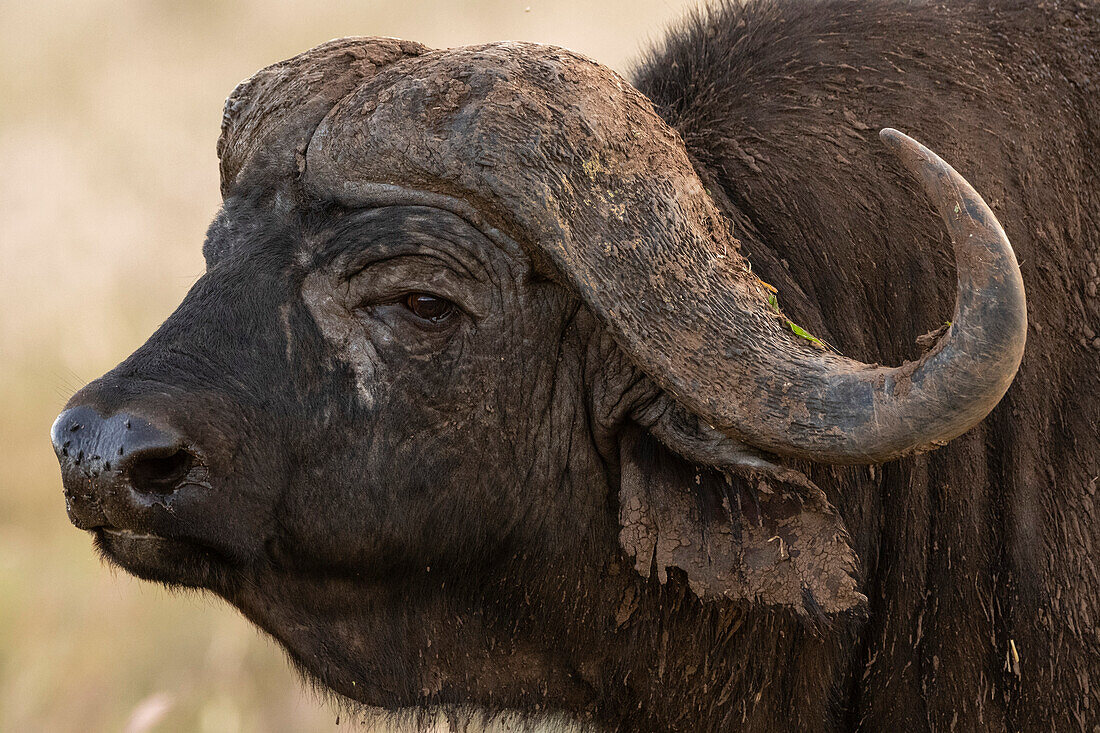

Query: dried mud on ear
[[618, 427, 866, 617]]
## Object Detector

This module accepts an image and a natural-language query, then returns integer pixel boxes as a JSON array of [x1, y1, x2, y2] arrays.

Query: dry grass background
[[0, 0, 701, 730]]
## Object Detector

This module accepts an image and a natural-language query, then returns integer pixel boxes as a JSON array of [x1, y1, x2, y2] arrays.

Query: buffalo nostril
[[127, 448, 195, 495], [54, 406, 197, 493]]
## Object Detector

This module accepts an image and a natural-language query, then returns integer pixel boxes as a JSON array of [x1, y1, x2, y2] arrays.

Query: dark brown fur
[[634, 0, 1100, 728]]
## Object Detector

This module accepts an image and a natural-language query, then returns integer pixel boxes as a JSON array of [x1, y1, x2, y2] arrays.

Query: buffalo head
[[52, 38, 1025, 719]]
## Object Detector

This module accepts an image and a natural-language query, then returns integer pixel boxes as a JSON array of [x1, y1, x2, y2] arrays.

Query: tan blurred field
[[0, 0, 698, 730]]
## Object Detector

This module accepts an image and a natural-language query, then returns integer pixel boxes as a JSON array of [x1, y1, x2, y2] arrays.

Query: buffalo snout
[[52, 404, 198, 530]]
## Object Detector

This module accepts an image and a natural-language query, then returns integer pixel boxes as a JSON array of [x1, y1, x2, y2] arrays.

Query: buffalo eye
[[403, 293, 455, 323]]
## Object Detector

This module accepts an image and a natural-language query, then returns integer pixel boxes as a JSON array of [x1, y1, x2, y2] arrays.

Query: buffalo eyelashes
[[403, 293, 456, 324]]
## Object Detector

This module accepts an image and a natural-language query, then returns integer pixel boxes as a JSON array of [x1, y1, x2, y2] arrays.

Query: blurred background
[[0, 0, 701, 730]]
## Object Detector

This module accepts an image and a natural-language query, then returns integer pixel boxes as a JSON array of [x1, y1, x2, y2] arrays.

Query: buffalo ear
[[617, 423, 866, 617]]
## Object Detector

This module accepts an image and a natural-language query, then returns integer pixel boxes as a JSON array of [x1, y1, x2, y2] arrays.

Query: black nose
[[52, 405, 195, 498]]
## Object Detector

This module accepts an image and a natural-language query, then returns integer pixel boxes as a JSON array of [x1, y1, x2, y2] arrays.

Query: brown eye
[[403, 293, 455, 323]]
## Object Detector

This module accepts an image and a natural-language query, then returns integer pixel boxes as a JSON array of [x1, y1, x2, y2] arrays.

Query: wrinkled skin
[[67, 193, 854, 729], [55, 0, 1100, 731], [70, 196, 640, 711]]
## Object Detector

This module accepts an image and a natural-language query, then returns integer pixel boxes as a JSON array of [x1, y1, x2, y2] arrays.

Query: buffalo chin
[[92, 529, 225, 589]]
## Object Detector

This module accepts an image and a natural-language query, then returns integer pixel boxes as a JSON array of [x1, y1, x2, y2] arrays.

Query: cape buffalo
[[52, 0, 1099, 730]]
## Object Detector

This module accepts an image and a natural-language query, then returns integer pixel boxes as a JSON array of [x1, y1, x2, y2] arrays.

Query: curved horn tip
[[878, 127, 906, 145], [878, 127, 937, 171], [876, 126, 1007, 242]]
